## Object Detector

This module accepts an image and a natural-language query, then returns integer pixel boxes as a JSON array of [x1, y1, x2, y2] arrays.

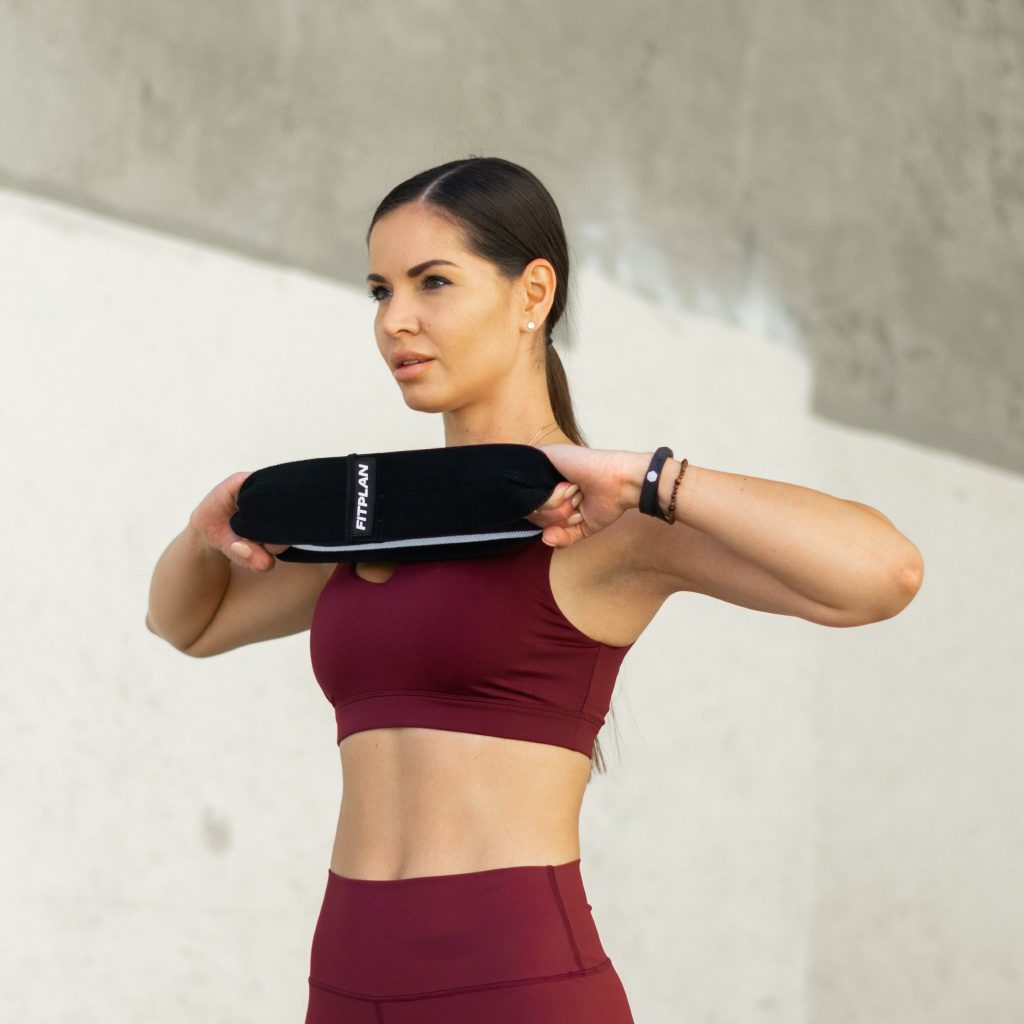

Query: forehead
[[367, 204, 467, 262]]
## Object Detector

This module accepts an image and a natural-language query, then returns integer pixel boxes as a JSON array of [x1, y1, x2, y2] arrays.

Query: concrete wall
[[0, 1, 1021, 474], [4, 184, 1021, 1023], [2, 2, 1021, 1022]]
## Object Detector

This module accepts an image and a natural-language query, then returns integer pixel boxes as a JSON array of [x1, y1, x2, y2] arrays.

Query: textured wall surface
[[0, 0, 1020, 473], [3, 186, 1020, 1023]]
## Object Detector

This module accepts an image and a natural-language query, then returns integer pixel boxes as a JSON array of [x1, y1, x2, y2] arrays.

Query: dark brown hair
[[366, 155, 620, 778]]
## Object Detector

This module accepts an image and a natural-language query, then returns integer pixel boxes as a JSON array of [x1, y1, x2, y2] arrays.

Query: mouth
[[393, 358, 435, 380], [390, 351, 436, 368]]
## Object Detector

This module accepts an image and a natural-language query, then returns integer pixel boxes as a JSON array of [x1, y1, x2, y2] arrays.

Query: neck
[[444, 420, 568, 448], [442, 403, 569, 449]]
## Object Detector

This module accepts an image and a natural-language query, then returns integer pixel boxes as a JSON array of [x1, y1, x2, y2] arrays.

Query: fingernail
[[231, 542, 252, 557], [571, 492, 583, 508], [568, 512, 583, 524], [564, 484, 579, 498]]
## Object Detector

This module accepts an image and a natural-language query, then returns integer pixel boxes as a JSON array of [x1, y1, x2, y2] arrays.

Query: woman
[[146, 156, 924, 1022]]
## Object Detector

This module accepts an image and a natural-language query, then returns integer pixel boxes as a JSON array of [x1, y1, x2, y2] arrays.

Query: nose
[[378, 289, 419, 338]]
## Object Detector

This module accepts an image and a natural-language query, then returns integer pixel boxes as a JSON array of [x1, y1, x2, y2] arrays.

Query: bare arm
[[624, 456, 924, 625], [147, 464, 585, 657], [145, 520, 234, 652], [145, 469, 328, 656]]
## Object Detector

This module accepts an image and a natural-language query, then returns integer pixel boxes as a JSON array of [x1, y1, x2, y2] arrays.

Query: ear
[[519, 258, 556, 329]]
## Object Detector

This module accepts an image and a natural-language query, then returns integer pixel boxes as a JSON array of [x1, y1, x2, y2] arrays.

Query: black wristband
[[638, 447, 674, 518]]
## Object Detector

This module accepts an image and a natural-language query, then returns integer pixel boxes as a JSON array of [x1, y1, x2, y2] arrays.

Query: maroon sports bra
[[309, 538, 635, 758]]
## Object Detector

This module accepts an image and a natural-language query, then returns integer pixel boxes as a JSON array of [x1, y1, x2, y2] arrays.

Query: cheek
[[464, 339, 515, 385]]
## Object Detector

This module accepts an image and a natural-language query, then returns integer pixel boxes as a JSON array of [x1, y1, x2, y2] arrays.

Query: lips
[[393, 358, 435, 381], [391, 350, 435, 368]]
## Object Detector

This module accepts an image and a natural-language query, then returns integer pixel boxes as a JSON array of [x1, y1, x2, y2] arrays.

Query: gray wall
[[1, 0, 1021, 472]]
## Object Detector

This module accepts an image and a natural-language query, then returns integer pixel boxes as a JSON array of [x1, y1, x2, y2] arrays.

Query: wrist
[[621, 450, 685, 520], [614, 448, 663, 512]]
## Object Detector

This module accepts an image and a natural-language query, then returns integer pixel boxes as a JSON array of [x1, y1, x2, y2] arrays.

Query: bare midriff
[[329, 726, 592, 881]]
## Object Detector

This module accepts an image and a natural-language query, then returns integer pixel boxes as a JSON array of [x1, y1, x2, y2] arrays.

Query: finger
[[229, 539, 252, 559], [527, 501, 575, 528], [228, 539, 257, 568], [229, 537, 275, 571], [537, 490, 581, 520], [542, 482, 578, 511], [542, 524, 573, 548], [258, 542, 290, 570]]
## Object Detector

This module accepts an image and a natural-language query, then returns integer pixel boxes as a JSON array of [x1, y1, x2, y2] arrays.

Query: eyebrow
[[366, 259, 459, 284]]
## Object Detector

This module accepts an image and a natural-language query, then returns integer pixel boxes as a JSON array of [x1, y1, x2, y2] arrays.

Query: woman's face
[[366, 202, 527, 412]]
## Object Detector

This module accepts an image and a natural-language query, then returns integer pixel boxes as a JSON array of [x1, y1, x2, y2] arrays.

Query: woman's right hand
[[189, 470, 290, 572]]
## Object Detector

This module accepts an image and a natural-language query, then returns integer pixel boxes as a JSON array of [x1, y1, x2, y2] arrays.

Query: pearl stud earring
[[527, 321, 536, 330]]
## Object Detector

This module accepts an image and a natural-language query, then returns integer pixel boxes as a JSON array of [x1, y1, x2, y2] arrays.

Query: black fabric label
[[347, 455, 376, 539]]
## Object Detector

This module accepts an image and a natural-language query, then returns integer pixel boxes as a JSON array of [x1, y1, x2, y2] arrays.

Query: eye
[[366, 275, 451, 303]]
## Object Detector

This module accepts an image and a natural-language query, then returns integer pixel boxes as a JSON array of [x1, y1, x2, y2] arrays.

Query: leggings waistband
[[308, 857, 608, 1001]]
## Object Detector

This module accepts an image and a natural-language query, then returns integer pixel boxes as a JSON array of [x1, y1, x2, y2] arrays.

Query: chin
[[399, 391, 449, 415]]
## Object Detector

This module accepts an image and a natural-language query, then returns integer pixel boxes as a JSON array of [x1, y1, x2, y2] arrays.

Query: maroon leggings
[[304, 857, 635, 1023]]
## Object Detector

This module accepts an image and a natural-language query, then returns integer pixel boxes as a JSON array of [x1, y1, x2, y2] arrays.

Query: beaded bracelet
[[664, 458, 688, 523]]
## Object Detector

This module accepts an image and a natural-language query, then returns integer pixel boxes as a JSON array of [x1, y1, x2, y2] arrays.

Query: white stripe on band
[[289, 528, 543, 553]]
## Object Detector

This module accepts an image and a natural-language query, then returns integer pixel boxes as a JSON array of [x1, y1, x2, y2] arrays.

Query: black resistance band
[[229, 443, 565, 563]]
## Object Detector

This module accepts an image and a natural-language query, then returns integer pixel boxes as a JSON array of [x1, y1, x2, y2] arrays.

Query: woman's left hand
[[524, 444, 640, 548]]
